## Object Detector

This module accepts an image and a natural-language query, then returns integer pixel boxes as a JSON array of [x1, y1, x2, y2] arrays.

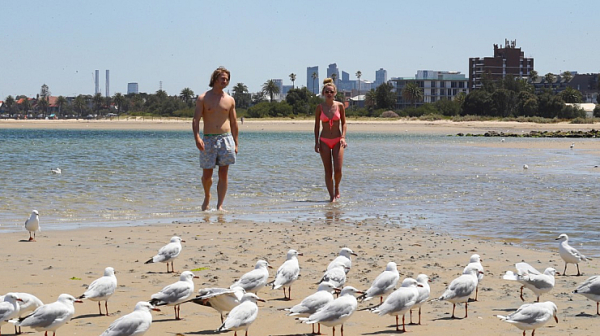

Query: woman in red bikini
[[314, 78, 347, 202]]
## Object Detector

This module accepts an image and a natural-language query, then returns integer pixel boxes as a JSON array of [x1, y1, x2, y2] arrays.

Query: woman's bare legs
[[319, 143, 335, 202], [332, 143, 344, 199]]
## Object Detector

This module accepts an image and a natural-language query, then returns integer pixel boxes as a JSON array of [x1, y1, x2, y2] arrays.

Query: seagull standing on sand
[[99, 301, 160, 336], [503, 264, 557, 302], [496, 301, 558, 336], [371, 278, 421, 332], [15, 294, 82, 336], [556, 233, 590, 276], [300, 286, 363, 336], [437, 267, 481, 318], [327, 247, 357, 274], [189, 286, 246, 323], [24, 210, 40, 241], [271, 249, 302, 300], [318, 262, 348, 289], [216, 293, 264, 336], [144, 236, 184, 273], [410, 273, 431, 325], [0, 293, 22, 335], [230, 260, 272, 294], [463, 254, 484, 301], [1, 292, 43, 334], [149, 271, 198, 320], [78, 267, 118, 316], [572, 275, 600, 315], [285, 281, 336, 335], [360, 261, 400, 303]]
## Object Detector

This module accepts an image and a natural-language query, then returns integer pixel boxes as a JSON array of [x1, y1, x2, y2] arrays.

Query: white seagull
[[463, 254, 484, 301], [0, 293, 23, 335], [216, 293, 264, 336], [272, 249, 302, 300], [230, 260, 272, 294], [327, 247, 357, 274], [556, 233, 590, 276], [410, 273, 431, 325], [149, 271, 198, 320], [496, 301, 558, 336], [572, 275, 600, 315], [99, 301, 160, 336], [318, 262, 348, 289], [503, 263, 558, 302], [189, 286, 246, 323], [570, 142, 575, 149], [24, 210, 40, 241], [78, 266, 118, 315], [437, 267, 481, 318], [15, 294, 82, 336], [1, 292, 43, 334], [299, 286, 363, 336], [144, 236, 184, 273], [50, 168, 61, 174], [372, 278, 421, 332], [285, 281, 336, 334], [360, 261, 400, 303]]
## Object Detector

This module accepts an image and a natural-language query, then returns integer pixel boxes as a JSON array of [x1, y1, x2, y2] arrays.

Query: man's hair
[[209, 67, 231, 87]]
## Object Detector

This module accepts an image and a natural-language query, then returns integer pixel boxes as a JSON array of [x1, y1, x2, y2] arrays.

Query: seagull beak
[[181, 240, 186, 243], [355, 291, 365, 295], [298, 253, 304, 256], [417, 284, 423, 287], [257, 298, 266, 303], [268, 265, 273, 269], [351, 252, 358, 256], [193, 276, 200, 279], [152, 308, 161, 312], [333, 288, 342, 294], [16, 298, 24, 302], [74, 300, 84, 303]]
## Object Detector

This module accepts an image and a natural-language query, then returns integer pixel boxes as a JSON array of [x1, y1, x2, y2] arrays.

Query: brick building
[[469, 39, 534, 90]]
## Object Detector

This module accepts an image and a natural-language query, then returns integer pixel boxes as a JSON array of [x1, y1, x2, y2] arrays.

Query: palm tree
[[180, 88, 194, 107], [37, 97, 49, 116], [4, 95, 15, 114], [561, 71, 573, 83], [73, 95, 86, 117], [545, 73, 555, 91], [331, 73, 337, 86], [355, 71, 362, 96], [19, 97, 30, 115], [365, 89, 377, 111], [529, 70, 538, 82], [311, 72, 318, 94], [56, 96, 67, 117], [402, 82, 424, 107], [155, 90, 168, 102], [262, 79, 280, 102], [289, 73, 296, 89], [232, 83, 249, 108], [92, 92, 104, 116], [112, 93, 125, 115]]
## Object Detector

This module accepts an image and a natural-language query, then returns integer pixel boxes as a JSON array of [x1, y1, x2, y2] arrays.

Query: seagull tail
[[78, 294, 87, 299], [144, 257, 155, 264], [496, 314, 508, 320], [149, 298, 165, 306], [216, 322, 227, 332]]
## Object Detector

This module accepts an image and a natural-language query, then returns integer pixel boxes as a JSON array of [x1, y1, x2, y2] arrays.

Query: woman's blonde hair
[[209, 67, 231, 87], [322, 78, 337, 94]]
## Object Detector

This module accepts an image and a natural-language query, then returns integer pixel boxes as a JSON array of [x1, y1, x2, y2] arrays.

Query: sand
[[2, 118, 599, 335]]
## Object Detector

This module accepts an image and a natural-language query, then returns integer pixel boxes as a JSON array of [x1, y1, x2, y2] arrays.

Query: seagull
[[24, 210, 40, 241], [360, 261, 400, 303], [570, 142, 574, 149], [299, 286, 363, 336], [78, 267, 118, 315], [572, 275, 600, 315], [1, 292, 43, 334], [437, 267, 481, 318], [149, 271, 198, 320], [463, 254, 484, 301], [496, 301, 558, 336], [50, 168, 61, 174], [523, 164, 529, 170], [410, 273, 431, 325], [99, 301, 160, 336], [501, 138, 505, 142], [15, 294, 82, 336], [144, 236, 184, 273], [327, 247, 357, 274], [188, 286, 246, 323], [285, 281, 336, 335], [0, 293, 23, 335], [271, 249, 302, 300], [318, 262, 348, 289], [371, 278, 421, 332], [216, 293, 264, 336], [503, 264, 557, 302], [230, 260, 272, 294], [556, 233, 590, 276]]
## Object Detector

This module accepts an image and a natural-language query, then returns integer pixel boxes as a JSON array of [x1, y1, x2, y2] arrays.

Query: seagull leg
[[475, 285, 479, 301], [451, 303, 456, 318], [318, 323, 321, 334], [464, 301, 468, 318], [519, 286, 525, 301], [332, 326, 335, 336], [311, 324, 315, 334], [409, 309, 414, 324], [289, 286, 292, 300], [174, 305, 181, 320], [532, 329, 536, 336], [419, 306, 422, 325], [563, 263, 567, 276], [402, 314, 407, 332], [576, 264, 581, 276], [536, 296, 540, 302], [341, 324, 344, 336], [380, 296, 383, 304], [98, 301, 103, 315], [597, 302, 599, 315], [221, 313, 224, 323], [395, 315, 400, 331], [245, 331, 248, 336], [105, 300, 110, 315]]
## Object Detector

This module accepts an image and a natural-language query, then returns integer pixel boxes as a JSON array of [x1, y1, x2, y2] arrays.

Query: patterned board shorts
[[199, 133, 236, 169]]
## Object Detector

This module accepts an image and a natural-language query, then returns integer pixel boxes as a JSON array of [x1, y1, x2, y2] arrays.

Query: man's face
[[216, 73, 230, 88]]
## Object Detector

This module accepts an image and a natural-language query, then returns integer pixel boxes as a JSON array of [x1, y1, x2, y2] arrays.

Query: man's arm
[[193, 95, 205, 151], [229, 97, 239, 153]]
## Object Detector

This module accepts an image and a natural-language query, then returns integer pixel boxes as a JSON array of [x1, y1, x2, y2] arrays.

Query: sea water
[[1, 128, 599, 254]]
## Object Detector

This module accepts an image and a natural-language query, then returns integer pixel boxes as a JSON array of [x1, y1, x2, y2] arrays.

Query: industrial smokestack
[[106, 70, 110, 97], [95, 70, 100, 95]]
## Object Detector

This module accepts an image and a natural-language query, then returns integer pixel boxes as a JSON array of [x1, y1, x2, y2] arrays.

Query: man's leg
[[201, 168, 213, 211], [216, 165, 229, 211]]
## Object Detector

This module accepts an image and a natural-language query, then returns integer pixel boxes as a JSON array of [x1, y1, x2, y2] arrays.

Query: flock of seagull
[[2, 211, 599, 336]]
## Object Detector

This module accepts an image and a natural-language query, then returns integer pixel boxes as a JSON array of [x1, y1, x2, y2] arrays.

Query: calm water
[[1, 128, 599, 255]]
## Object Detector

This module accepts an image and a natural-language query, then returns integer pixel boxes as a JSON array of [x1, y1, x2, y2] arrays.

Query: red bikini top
[[320, 104, 340, 127]]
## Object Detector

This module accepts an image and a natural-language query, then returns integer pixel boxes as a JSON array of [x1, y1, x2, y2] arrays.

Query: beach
[[1, 118, 599, 335]]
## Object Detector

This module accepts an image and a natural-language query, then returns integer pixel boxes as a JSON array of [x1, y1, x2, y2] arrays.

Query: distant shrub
[[418, 113, 444, 121], [380, 110, 399, 118]]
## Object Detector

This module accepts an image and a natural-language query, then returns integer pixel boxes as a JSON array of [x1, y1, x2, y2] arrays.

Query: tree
[[155, 90, 168, 102], [331, 73, 337, 86], [561, 71, 573, 83], [365, 89, 376, 111], [4, 95, 15, 113], [56, 96, 67, 117], [19, 97, 30, 114], [375, 82, 396, 109], [529, 70, 539, 82], [232, 83, 250, 109], [311, 72, 318, 94], [544, 73, 555, 91], [401, 82, 423, 107], [112, 93, 125, 114], [180, 88, 194, 107], [355, 71, 362, 96], [560, 86, 582, 103], [289, 73, 296, 89], [92, 93, 104, 116], [462, 90, 492, 116], [37, 97, 49, 116], [73, 95, 87, 117], [262, 79, 280, 102]]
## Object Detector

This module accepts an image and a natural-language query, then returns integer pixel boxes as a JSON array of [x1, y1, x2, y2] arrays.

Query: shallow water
[[1, 128, 599, 255]]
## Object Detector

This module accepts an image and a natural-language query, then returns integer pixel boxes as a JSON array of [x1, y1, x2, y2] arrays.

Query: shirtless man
[[193, 67, 239, 211]]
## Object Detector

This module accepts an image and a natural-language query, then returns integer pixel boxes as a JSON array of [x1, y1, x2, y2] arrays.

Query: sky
[[1, 0, 598, 99]]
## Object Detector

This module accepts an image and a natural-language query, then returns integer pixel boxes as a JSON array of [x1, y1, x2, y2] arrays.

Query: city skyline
[[1, 0, 598, 99]]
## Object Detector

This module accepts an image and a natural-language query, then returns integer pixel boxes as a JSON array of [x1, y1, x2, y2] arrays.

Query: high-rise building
[[307, 66, 319, 94], [375, 68, 387, 87], [127, 83, 139, 94], [327, 63, 339, 82], [393, 70, 469, 109], [468, 39, 534, 90]]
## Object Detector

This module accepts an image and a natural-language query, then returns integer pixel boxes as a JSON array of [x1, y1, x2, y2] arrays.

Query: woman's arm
[[338, 103, 347, 148], [314, 104, 321, 153]]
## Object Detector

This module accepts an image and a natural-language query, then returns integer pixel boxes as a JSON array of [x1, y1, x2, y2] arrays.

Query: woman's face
[[323, 85, 336, 97]]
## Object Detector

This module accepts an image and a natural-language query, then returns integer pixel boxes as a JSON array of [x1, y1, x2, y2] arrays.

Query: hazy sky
[[1, 0, 598, 99]]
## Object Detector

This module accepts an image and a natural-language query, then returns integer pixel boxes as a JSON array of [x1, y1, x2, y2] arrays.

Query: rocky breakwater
[[457, 129, 600, 138]]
